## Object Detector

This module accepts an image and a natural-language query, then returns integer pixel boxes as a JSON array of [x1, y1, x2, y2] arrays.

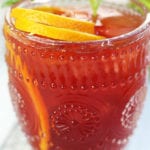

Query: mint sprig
[[3, 0, 103, 16], [2, 0, 149, 12], [129, 0, 150, 15], [2, 0, 21, 7], [1, 0, 34, 7], [89, 0, 102, 16], [139, 0, 150, 11]]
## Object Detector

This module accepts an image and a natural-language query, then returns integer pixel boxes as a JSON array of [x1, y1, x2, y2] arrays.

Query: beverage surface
[[95, 6, 144, 37], [10, 4, 144, 41], [4, 3, 149, 150], [36, 5, 143, 38]]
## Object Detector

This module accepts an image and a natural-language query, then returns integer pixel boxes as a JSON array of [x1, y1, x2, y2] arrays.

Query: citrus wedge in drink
[[11, 7, 105, 42]]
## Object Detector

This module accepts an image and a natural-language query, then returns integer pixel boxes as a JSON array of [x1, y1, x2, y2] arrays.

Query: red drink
[[4, 0, 150, 150]]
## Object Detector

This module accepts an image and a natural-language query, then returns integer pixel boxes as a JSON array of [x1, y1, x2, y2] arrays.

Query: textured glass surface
[[1, 83, 150, 150], [3, 0, 150, 150]]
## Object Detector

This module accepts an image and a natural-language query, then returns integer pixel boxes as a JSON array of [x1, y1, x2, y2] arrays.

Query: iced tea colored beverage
[[4, 0, 150, 150]]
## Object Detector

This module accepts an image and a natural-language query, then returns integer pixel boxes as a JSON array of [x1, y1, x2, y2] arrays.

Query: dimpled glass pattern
[[4, 0, 150, 150]]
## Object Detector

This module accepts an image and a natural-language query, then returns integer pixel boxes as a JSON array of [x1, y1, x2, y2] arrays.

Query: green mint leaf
[[129, 0, 150, 15], [89, 0, 102, 16], [1, 0, 20, 7], [139, 0, 150, 11], [1, 0, 34, 7]]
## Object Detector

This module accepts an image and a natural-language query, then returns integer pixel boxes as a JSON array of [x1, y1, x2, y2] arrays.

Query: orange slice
[[33, 6, 66, 14], [5, 35, 51, 149], [11, 7, 95, 34], [14, 18, 104, 42]]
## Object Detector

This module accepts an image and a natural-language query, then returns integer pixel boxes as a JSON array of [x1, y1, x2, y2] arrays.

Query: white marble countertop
[[0, 3, 150, 150]]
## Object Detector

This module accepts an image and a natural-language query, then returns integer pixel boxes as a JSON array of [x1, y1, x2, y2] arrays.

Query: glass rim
[[6, 0, 150, 46]]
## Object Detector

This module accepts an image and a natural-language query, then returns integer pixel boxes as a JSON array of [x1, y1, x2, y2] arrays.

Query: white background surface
[[0, 6, 17, 147], [0, 1, 150, 150]]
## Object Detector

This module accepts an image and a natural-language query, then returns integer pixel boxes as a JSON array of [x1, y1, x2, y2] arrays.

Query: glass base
[[1, 82, 150, 150]]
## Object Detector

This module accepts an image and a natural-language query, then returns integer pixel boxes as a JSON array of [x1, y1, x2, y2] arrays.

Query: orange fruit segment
[[5, 38, 51, 150], [14, 18, 105, 42], [11, 7, 95, 34]]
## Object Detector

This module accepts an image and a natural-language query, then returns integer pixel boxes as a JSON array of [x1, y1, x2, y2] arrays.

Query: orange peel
[[11, 7, 95, 34], [5, 34, 50, 150], [14, 18, 105, 42]]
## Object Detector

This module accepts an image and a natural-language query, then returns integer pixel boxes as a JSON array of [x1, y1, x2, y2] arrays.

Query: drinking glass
[[3, 0, 150, 149]]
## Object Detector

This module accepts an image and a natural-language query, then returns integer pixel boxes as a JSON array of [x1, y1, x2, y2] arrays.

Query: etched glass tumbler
[[3, 0, 150, 150]]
